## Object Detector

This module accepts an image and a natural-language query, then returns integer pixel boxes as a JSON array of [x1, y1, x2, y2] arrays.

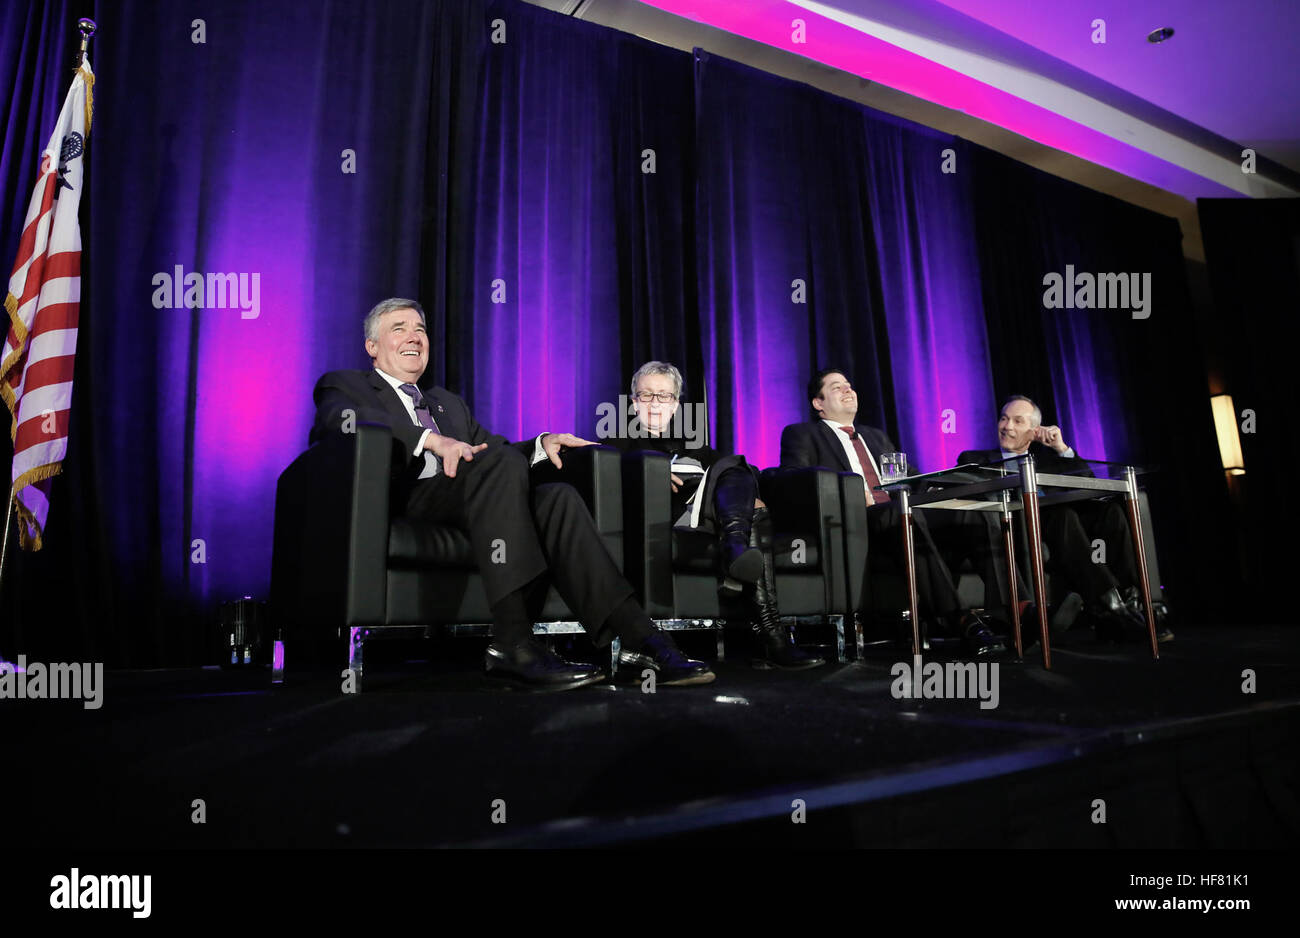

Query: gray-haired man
[[309, 299, 717, 689], [959, 395, 1171, 642]]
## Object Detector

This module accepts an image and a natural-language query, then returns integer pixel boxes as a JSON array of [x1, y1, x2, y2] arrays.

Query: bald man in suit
[[958, 394, 1171, 642]]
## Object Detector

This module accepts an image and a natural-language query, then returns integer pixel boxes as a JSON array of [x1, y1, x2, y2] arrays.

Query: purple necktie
[[399, 383, 441, 435]]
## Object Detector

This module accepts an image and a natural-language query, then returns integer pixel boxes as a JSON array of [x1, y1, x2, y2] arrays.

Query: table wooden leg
[[1125, 468, 1159, 660], [1022, 493, 1052, 668], [899, 489, 921, 658], [1017, 456, 1052, 669], [1002, 494, 1023, 659]]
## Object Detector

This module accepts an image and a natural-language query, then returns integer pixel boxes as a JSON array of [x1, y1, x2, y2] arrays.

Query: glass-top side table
[[876, 457, 1159, 668]]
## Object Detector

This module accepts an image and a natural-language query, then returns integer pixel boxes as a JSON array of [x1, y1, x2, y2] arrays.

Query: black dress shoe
[[485, 640, 605, 691], [1123, 587, 1174, 642], [1092, 588, 1149, 643], [620, 632, 716, 686], [960, 611, 1007, 658]]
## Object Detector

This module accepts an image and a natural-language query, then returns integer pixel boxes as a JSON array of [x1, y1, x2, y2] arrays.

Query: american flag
[[2, 57, 93, 551]]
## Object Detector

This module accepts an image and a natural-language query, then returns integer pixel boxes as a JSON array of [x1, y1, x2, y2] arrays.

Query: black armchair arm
[[838, 472, 867, 614], [759, 466, 850, 612], [271, 422, 394, 633], [528, 444, 624, 570], [619, 450, 675, 615]]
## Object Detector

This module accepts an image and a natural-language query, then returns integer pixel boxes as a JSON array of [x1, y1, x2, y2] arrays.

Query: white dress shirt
[[823, 418, 884, 481], [825, 418, 894, 505], [373, 368, 548, 479]]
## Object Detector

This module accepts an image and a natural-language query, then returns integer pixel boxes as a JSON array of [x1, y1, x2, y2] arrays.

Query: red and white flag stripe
[[2, 58, 93, 550]]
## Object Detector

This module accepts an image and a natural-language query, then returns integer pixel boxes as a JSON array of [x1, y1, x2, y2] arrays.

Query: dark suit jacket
[[957, 442, 1091, 476], [780, 419, 897, 473], [311, 369, 533, 483]]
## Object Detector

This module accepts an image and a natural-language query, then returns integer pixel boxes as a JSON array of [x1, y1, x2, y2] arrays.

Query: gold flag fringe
[[80, 65, 94, 136], [10, 461, 62, 551], [2, 291, 24, 440]]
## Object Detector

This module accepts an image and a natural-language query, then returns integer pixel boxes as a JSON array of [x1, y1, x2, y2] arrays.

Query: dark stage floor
[[8, 624, 1300, 849]]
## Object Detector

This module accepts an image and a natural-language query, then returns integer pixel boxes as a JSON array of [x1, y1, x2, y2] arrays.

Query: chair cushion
[[388, 517, 477, 568]]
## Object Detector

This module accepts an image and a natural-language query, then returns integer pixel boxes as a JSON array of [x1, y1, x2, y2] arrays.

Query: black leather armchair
[[270, 423, 624, 689], [619, 451, 859, 662]]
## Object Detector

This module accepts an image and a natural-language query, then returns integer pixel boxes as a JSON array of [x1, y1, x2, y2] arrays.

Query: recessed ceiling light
[[1147, 27, 1175, 43]]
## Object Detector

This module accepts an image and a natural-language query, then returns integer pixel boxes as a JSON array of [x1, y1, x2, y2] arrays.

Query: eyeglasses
[[633, 391, 678, 403]]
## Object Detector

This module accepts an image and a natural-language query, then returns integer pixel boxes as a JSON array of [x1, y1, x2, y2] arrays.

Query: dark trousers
[[928, 508, 1028, 612], [864, 501, 963, 621], [1038, 499, 1138, 602], [404, 443, 636, 645]]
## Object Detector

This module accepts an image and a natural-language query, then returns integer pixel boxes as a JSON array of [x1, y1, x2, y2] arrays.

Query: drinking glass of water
[[881, 452, 907, 483]]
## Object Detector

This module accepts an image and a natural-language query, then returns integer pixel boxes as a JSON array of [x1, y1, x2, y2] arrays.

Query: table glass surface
[[875, 458, 1149, 509]]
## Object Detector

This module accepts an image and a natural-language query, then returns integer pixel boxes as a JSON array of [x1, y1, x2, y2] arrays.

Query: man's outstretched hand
[[541, 432, 596, 468], [424, 434, 488, 477]]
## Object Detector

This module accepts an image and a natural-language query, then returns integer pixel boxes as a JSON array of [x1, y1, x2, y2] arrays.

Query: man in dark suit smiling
[[958, 394, 1169, 643], [780, 368, 1005, 656], [310, 298, 714, 689]]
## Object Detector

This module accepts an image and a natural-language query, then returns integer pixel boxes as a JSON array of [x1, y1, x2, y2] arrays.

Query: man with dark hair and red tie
[[309, 298, 715, 690], [779, 368, 1006, 656]]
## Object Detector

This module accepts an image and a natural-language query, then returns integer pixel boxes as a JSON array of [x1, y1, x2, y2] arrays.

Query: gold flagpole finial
[[77, 18, 97, 65]]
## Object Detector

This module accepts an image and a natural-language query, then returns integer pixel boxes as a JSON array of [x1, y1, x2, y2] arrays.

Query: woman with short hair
[[605, 361, 824, 670]]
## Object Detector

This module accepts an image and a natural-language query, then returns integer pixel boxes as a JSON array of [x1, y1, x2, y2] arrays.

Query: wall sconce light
[[1210, 394, 1245, 475]]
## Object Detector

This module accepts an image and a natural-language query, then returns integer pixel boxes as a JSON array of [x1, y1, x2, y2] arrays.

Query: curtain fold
[[470, 3, 623, 443], [861, 119, 993, 471]]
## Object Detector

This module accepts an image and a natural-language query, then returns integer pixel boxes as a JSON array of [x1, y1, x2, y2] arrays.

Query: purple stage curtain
[[694, 52, 995, 471], [861, 119, 994, 472], [468, 6, 695, 445], [0, 0, 1217, 665], [970, 142, 1172, 464], [0, 0, 491, 664]]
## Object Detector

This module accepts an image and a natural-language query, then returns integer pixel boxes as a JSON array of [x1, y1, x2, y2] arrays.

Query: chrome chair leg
[[347, 627, 365, 694]]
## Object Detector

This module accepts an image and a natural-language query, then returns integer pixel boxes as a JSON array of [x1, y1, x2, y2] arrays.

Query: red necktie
[[838, 425, 890, 504]]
